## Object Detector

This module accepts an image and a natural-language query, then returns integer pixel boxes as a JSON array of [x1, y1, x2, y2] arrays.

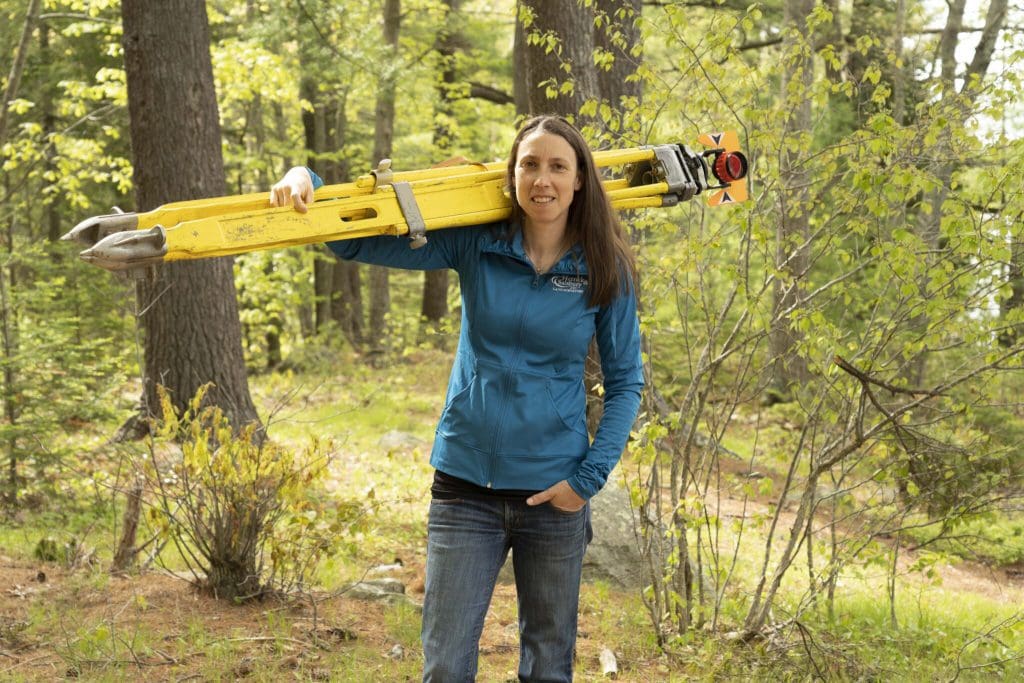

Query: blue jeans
[[421, 497, 592, 682]]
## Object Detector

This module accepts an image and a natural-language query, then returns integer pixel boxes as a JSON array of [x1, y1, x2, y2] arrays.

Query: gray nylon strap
[[391, 181, 427, 249]]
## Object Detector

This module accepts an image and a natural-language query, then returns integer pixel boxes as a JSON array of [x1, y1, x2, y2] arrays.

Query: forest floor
[[0, 535, 667, 681], [1, 352, 1022, 681], [3, 530, 1021, 682], [3, 464, 1022, 682]]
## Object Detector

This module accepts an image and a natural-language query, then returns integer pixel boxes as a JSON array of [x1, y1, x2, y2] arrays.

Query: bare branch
[[39, 12, 116, 23], [738, 37, 783, 51], [467, 82, 514, 105], [833, 355, 945, 398]]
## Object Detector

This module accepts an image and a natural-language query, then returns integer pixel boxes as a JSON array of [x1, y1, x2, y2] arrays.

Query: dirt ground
[[0, 550, 665, 682], [1, 554, 418, 681]]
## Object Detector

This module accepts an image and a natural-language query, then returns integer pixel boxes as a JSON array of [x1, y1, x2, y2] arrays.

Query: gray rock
[[583, 483, 646, 589], [344, 578, 406, 598], [344, 578, 423, 611], [379, 430, 428, 451], [498, 482, 646, 590]]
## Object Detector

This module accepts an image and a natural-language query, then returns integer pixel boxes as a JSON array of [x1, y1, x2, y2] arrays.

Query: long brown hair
[[505, 115, 637, 308]]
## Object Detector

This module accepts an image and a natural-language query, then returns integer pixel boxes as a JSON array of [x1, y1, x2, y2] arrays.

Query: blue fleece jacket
[[311, 172, 644, 499]]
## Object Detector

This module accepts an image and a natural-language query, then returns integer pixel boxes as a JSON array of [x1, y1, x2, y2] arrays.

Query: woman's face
[[513, 129, 582, 233]]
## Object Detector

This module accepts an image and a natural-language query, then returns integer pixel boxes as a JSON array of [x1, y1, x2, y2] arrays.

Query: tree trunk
[[907, 0, 1006, 386], [333, 259, 364, 347], [40, 22, 63, 246], [367, 0, 401, 364], [0, 0, 42, 146], [433, 0, 462, 152], [891, 0, 907, 124], [324, 93, 364, 347], [0, 240, 20, 509], [303, 79, 333, 336], [242, 1, 266, 193], [768, 0, 813, 402], [368, 266, 390, 363], [303, 80, 361, 347], [513, 8, 530, 117], [905, 0, 967, 387], [110, 480, 143, 572], [421, 268, 449, 343], [264, 261, 283, 371], [121, 0, 260, 432], [517, 0, 599, 120], [1000, 235, 1023, 347], [313, 246, 334, 335], [593, 0, 642, 139], [122, 0, 264, 601], [267, 96, 312, 340], [420, 0, 461, 344]]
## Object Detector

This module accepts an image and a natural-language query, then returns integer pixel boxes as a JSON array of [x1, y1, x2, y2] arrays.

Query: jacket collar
[[482, 223, 588, 276]]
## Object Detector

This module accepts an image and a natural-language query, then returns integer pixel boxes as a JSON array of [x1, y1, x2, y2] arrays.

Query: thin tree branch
[[0, 0, 43, 146], [738, 37, 783, 51], [467, 81, 514, 105], [39, 12, 116, 23], [833, 355, 945, 397]]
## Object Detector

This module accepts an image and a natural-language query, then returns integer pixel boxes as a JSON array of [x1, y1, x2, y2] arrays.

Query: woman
[[271, 115, 643, 682]]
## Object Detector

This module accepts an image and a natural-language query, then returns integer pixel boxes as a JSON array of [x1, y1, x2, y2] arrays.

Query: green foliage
[[621, 0, 1024, 647], [904, 510, 1024, 568], [143, 385, 365, 599], [3, 1, 129, 209], [0, 243, 132, 509], [203, 0, 513, 367], [235, 246, 316, 371], [1, 0, 136, 510]]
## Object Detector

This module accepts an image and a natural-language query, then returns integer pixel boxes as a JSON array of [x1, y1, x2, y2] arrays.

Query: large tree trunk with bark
[[121, 0, 260, 434], [517, 0, 600, 119], [118, 0, 262, 587], [593, 0, 642, 140]]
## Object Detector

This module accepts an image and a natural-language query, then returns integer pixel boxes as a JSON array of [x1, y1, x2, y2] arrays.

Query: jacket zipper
[[485, 261, 538, 487]]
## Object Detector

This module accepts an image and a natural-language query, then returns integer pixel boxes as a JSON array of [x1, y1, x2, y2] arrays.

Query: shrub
[[143, 385, 362, 600]]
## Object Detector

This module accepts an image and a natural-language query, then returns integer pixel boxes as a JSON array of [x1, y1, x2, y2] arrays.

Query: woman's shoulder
[[413, 221, 512, 270], [435, 220, 514, 250]]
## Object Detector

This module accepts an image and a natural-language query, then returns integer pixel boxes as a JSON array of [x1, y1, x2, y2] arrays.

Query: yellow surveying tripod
[[64, 132, 748, 273]]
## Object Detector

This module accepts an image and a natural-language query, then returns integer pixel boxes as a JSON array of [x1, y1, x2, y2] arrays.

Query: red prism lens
[[711, 151, 748, 184]]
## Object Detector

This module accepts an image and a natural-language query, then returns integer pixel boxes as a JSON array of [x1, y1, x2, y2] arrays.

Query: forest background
[[1, 0, 1023, 680]]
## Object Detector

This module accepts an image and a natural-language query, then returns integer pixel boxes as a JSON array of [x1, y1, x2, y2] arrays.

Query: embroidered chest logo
[[550, 275, 587, 294]]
